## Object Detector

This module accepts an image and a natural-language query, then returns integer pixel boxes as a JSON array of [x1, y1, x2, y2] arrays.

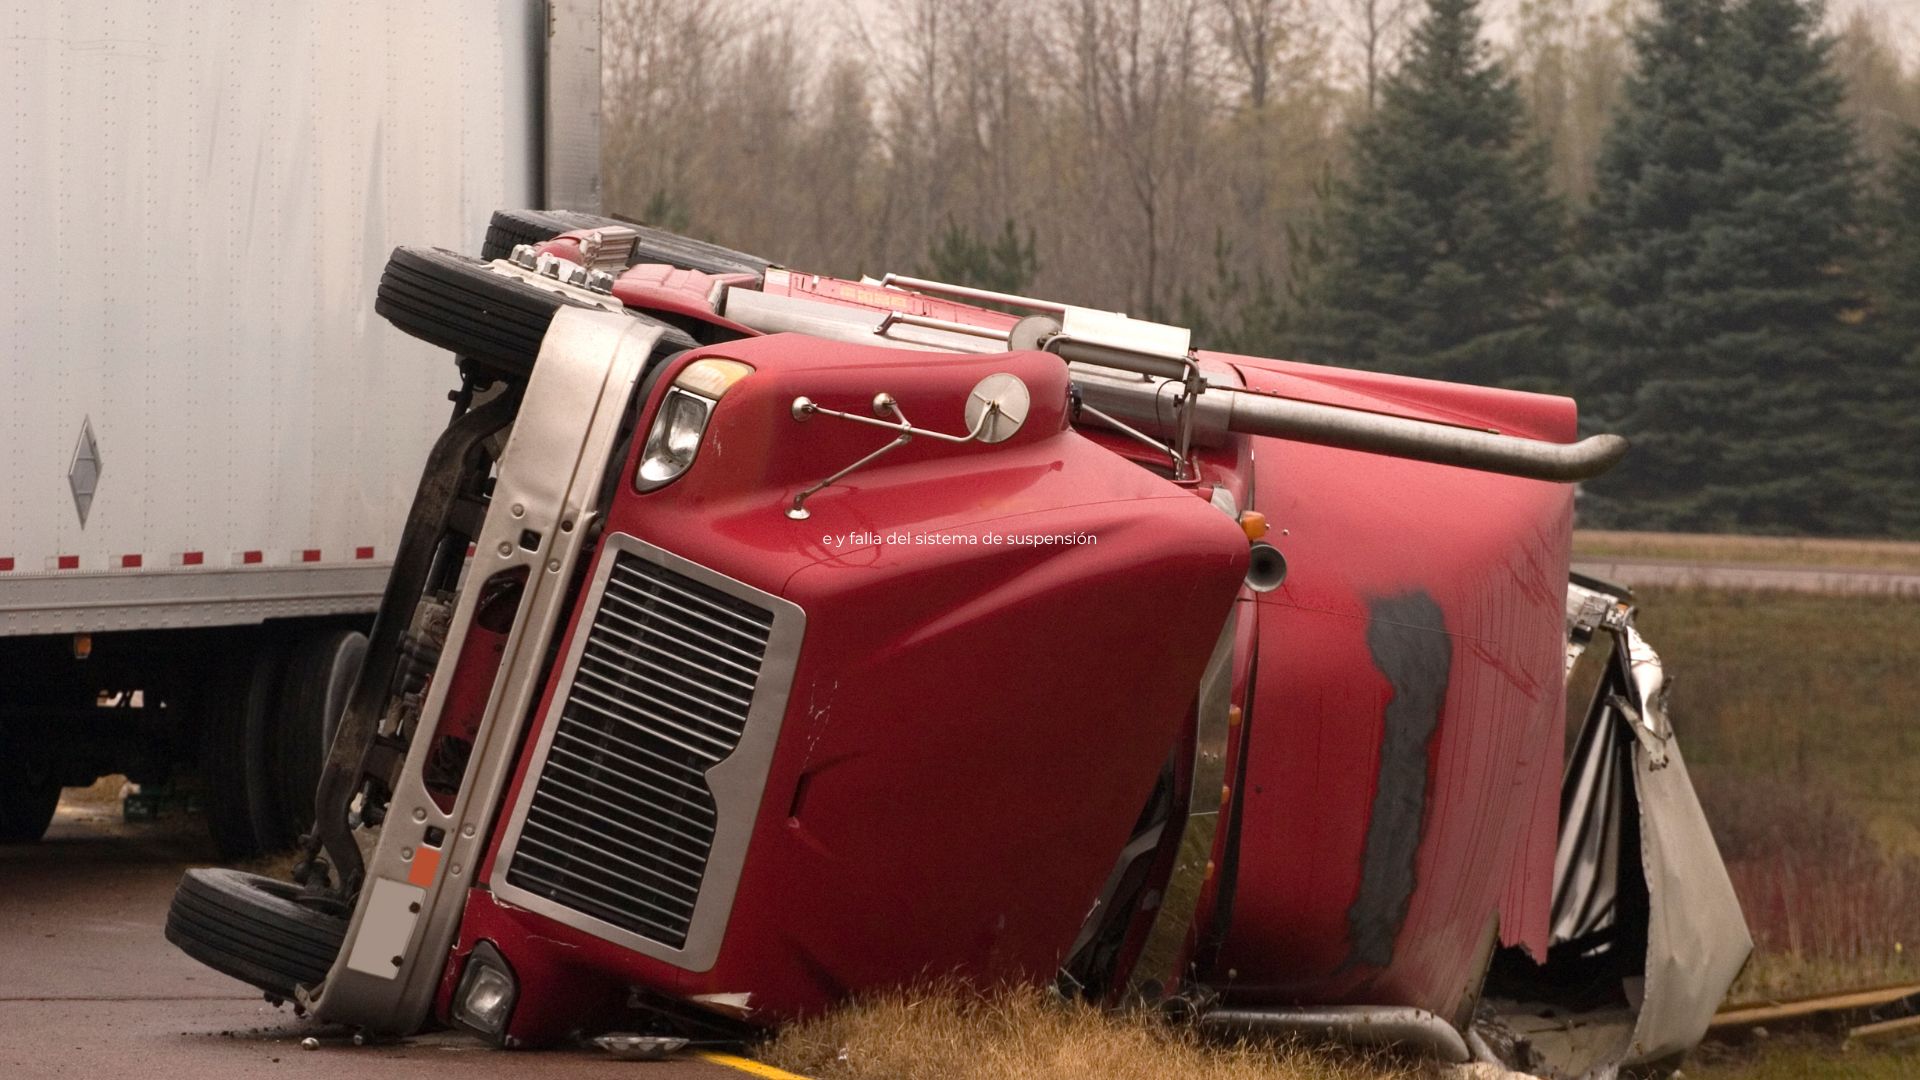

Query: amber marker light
[[672, 357, 753, 398]]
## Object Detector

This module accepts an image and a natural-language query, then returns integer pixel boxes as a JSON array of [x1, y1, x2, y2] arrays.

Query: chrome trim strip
[[1125, 610, 1239, 997], [490, 533, 805, 973], [311, 309, 659, 1033]]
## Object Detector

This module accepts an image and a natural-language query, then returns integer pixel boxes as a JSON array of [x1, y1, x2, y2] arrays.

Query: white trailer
[[0, 0, 602, 850]]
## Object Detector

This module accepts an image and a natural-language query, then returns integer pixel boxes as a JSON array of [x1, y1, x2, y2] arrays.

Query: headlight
[[635, 358, 751, 491], [451, 941, 518, 1043]]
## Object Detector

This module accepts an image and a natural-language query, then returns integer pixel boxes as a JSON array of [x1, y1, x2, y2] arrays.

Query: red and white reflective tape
[[9, 548, 381, 572]]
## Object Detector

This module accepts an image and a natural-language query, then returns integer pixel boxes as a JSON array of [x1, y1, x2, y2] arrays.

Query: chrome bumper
[[309, 309, 659, 1033]]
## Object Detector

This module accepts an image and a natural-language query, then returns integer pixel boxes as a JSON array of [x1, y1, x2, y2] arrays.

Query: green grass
[[1633, 588, 1920, 857], [1687, 1038, 1920, 1079]]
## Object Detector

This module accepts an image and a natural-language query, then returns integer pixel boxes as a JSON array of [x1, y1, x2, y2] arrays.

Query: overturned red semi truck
[[167, 211, 1750, 1077]]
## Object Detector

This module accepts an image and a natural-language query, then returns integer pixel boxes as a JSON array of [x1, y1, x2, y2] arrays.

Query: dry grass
[[1693, 774, 1920, 1001], [1573, 530, 1920, 573], [236, 847, 307, 879], [59, 773, 130, 807], [1629, 587, 1920, 1002], [760, 985, 1430, 1080]]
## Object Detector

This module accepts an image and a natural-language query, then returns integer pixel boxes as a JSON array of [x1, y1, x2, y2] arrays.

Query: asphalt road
[[0, 800, 763, 1079], [1572, 557, 1920, 597]]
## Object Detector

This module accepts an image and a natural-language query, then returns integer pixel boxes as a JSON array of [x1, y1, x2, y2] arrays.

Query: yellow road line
[[694, 1050, 814, 1079]]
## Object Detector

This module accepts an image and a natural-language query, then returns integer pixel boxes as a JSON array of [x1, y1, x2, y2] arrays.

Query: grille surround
[[490, 534, 805, 969]]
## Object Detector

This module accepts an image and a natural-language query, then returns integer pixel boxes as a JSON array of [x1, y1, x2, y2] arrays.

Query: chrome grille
[[504, 551, 774, 948]]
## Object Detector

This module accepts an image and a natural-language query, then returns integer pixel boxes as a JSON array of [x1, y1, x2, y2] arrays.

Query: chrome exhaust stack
[[1070, 365, 1626, 484], [766, 274, 1631, 485]]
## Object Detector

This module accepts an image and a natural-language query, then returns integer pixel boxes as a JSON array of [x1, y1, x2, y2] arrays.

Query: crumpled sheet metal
[[1617, 642, 1749, 1065], [1618, 624, 1673, 768], [1547, 582, 1751, 1074]]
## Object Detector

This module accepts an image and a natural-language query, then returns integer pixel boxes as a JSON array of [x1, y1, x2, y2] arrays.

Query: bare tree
[[1214, 0, 1285, 109], [602, 0, 744, 221], [1340, 0, 1415, 114], [595, 0, 1338, 322], [1053, 0, 1216, 316], [1833, 6, 1920, 181], [1506, 0, 1633, 205]]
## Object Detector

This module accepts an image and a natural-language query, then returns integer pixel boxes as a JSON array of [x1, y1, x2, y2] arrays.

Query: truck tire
[[200, 643, 284, 859], [376, 246, 695, 378], [0, 722, 60, 843], [264, 628, 366, 850], [480, 208, 771, 278], [164, 868, 348, 1000]]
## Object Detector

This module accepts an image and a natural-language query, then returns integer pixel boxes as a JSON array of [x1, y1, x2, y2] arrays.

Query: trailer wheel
[[480, 208, 771, 278], [0, 723, 61, 843], [200, 643, 284, 859], [164, 868, 348, 1000], [264, 628, 366, 850], [376, 246, 695, 378]]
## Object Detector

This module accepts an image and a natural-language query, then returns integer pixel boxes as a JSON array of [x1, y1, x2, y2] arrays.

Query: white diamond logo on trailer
[[69, 418, 102, 528]]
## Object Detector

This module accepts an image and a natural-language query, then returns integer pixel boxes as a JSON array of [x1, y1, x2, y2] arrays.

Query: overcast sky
[[835, 0, 1920, 66]]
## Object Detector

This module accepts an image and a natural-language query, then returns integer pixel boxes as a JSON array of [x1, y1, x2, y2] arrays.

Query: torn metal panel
[[1548, 674, 1634, 952], [1484, 580, 1749, 1078], [1621, 699, 1748, 1063]]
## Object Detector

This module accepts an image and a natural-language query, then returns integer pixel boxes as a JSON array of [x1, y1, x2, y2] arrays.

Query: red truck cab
[[168, 215, 1746, 1076]]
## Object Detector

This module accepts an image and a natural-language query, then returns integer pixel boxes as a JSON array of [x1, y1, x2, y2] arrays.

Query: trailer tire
[[480, 208, 771, 278], [164, 868, 347, 999], [265, 628, 366, 850], [200, 643, 285, 859], [0, 723, 61, 843], [376, 246, 695, 378]]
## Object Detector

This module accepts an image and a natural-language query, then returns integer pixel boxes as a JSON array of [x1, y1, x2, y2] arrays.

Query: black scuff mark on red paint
[[1348, 591, 1451, 970]]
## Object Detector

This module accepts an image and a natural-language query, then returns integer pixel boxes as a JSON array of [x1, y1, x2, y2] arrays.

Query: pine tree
[[1575, 0, 1884, 534], [1178, 231, 1288, 356], [1861, 129, 1920, 534], [919, 218, 1039, 297], [1285, 0, 1566, 391], [1573, 0, 1730, 435]]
